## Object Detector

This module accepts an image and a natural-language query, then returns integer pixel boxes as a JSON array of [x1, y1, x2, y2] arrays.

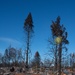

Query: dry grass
[[32, 74, 41, 75], [15, 73, 41, 75], [15, 73, 25, 75], [15, 72, 47, 75]]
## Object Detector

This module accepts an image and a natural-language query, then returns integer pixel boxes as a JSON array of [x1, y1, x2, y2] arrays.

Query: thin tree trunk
[[55, 45, 58, 71], [58, 43, 62, 75], [26, 31, 30, 70]]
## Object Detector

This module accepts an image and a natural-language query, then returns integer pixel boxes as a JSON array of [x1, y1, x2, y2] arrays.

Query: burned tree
[[50, 16, 69, 75], [24, 13, 34, 69]]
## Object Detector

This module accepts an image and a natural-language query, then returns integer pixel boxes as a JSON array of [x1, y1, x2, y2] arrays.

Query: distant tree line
[[0, 46, 24, 67]]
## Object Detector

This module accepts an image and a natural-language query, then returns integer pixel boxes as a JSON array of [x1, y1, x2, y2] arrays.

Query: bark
[[58, 43, 62, 75]]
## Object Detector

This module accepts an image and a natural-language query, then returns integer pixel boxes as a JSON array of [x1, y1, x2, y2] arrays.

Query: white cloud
[[0, 37, 21, 45]]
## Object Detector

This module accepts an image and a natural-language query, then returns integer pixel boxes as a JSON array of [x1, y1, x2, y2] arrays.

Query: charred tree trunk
[[58, 43, 62, 75], [26, 31, 30, 69], [55, 45, 58, 71]]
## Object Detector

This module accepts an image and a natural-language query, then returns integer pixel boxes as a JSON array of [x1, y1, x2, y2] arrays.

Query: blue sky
[[0, 0, 75, 60]]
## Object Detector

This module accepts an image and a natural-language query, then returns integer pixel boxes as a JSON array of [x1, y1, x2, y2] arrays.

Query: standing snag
[[24, 12, 34, 69], [50, 16, 69, 75]]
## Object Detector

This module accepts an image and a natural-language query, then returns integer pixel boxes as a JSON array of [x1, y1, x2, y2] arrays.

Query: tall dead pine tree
[[24, 13, 34, 69]]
